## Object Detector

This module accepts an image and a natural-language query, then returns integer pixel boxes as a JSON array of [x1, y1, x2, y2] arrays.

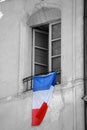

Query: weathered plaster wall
[[0, 0, 84, 130], [0, 82, 84, 130], [0, 0, 25, 97]]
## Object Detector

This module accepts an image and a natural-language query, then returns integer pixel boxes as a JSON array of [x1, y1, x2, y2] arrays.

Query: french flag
[[32, 72, 57, 126]]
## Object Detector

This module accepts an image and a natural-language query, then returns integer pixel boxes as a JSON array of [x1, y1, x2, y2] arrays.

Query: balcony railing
[[23, 71, 61, 92]]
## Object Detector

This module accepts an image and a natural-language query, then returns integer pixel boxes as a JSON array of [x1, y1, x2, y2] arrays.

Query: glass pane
[[52, 57, 61, 71], [35, 32, 48, 49], [52, 23, 61, 40], [35, 48, 48, 65], [35, 64, 48, 75], [52, 40, 61, 56]]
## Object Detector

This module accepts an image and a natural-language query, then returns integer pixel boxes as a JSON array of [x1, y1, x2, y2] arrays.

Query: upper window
[[23, 7, 61, 91], [32, 20, 61, 84]]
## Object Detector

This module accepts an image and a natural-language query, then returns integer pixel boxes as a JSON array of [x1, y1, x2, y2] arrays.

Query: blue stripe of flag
[[33, 72, 57, 92]]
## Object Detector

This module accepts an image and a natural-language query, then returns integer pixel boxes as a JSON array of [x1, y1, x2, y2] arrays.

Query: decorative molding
[[28, 0, 62, 16]]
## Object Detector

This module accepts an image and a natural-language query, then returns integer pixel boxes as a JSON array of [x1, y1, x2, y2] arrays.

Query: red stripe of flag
[[32, 102, 48, 126]]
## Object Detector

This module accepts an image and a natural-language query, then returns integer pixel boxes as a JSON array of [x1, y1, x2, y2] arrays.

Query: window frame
[[49, 20, 61, 72], [32, 19, 61, 83]]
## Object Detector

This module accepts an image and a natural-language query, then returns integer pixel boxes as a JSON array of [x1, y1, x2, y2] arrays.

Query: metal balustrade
[[23, 71, 61, 92]]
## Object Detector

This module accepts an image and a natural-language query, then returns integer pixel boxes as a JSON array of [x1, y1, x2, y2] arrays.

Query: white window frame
[[49, 20, 61, 72]]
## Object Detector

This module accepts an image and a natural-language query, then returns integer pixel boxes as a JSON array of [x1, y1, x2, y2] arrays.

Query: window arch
[[28, 7, 61, 26]]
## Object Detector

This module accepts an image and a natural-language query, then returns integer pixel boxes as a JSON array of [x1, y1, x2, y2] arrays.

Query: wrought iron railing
[[23, 71, 61, 92]]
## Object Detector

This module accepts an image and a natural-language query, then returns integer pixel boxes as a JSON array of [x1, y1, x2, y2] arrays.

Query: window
[[32, 20, 61, 84], [22, 7, 61, 91]]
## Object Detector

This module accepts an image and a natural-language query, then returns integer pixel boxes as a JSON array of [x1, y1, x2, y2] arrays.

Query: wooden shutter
[[33, 29, 48, 75]]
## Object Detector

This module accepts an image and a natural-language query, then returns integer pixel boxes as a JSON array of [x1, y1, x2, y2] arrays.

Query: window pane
[[52, 57, 61, 71], [35, 48, 48, 65], [52, 23, 61, 39], [52, 40, 61, 56], [35, 64, 48, 75], [35, 32, 48, 49]]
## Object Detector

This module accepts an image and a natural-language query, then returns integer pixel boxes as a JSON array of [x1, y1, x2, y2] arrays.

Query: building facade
[[0, 0, 85, 130]]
